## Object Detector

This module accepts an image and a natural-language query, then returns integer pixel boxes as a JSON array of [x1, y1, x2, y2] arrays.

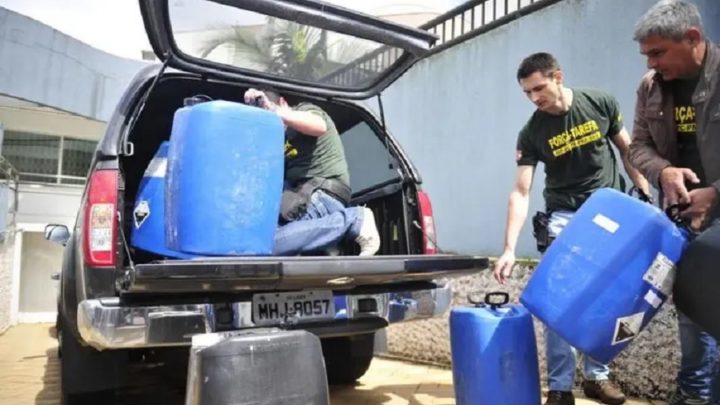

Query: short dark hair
[[516, 52, 561, 81]]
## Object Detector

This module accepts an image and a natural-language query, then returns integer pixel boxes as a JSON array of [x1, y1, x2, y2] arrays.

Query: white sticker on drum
[[612, 312, 644, 345], [144, 157, 167, 178], [643, 290, 663, 309], [592, 214, 619, 234], [642, 252, 676, 296], [133, 201, 150, 229]]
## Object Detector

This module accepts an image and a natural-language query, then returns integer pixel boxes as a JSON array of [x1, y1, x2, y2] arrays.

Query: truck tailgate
[[124, 255, 488, 293]]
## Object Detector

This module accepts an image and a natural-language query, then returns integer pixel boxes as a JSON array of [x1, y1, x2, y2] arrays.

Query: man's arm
[[275, 108, 327, 137], [628, 78, 673, 188], [610, 128, 651, 197], [244, 88, 327, 137], [493, 165, 534, 285]]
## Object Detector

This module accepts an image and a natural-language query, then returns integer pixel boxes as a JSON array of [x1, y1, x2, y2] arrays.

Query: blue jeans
[[545, 210, 610, 391], [273, 190, 363, 256], [676, 310, 719, 402]]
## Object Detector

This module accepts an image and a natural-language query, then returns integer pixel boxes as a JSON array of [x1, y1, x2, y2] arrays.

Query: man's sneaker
[[356, 207, 380, 256], [667, 388, 710, 405], [545, 390, 575, 405], [582, 380, 626, 405]]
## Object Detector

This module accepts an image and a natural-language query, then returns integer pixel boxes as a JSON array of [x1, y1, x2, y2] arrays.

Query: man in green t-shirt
[[493, 53, 650, 405], [243, 88, 380, 256]]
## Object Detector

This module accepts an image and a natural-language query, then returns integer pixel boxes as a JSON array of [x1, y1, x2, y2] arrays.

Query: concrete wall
[[377, 0, 720, 257], [0, 7, 147, 122], [0, 226, 16, 334]]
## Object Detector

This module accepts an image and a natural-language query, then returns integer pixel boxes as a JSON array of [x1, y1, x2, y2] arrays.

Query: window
[[2, 131, 97, 185], [168, 0, 405, 90], [341, 122, 401, 193]]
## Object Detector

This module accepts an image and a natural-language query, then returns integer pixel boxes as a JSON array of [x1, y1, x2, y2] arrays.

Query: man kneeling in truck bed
[[244, 88, 381, 256]]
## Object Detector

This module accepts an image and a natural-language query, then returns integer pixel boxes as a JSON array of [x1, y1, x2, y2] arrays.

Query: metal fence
[[421, 0, 562, 54], [321, 0, 563, 88]]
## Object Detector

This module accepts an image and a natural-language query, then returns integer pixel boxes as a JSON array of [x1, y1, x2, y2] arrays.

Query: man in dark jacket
[[629, 1, 720, 404]]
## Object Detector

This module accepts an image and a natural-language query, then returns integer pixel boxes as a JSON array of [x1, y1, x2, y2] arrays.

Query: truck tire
[[59, 315, 128, 404], [62, 389, 117, 405], [321, 333, 374, 385]]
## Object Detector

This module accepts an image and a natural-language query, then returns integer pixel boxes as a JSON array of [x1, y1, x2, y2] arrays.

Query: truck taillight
[[83, 170, 118, 267], [417, 191, 437, 255]]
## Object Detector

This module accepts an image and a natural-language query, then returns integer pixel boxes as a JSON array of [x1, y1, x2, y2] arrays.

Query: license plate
[[252, 290, 335, 326]]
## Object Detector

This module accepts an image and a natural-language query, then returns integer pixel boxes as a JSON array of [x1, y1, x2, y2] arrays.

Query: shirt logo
[[547, 120, 602, 157], [675, 105, 696, 134], [285, 140, 298, 159]]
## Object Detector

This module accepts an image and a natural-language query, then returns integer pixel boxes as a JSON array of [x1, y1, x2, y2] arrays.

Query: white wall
[[16, 184, 82, 228], [0, 7, 146, 122], [19, 232, 62, 315]]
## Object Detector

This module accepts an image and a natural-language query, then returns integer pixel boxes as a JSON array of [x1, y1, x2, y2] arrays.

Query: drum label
[[592, 213, 619, 233], [612, 311, 644, 345], [642, 252, 676, 295], [133, 200, 150, 229]]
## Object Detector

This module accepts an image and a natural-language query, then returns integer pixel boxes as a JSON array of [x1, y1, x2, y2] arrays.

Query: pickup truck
[[44, 0, 488, 402]]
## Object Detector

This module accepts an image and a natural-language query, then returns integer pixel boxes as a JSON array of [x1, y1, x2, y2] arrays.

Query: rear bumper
[[76, 285, 451, 350]]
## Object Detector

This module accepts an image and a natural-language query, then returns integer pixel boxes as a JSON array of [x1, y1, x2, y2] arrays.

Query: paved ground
[[0, 324, 664, 404]]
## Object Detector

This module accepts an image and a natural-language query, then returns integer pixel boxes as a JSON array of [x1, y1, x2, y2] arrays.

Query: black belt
[[305, 177, 351, 206], [280, 177, 352, 223]]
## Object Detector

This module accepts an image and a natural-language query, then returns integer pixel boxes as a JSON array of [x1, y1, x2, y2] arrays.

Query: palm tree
[[198, 18, 334, 80]]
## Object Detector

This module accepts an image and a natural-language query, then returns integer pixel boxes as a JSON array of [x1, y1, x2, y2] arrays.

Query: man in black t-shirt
[[494, 53, 650, 405]]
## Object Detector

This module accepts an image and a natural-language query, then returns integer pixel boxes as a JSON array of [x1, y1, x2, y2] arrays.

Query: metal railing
[[420, 0, 562, 55], [321, 0, 563, 87], [321, 46, 407, 88], [14, 172, 86, 186]]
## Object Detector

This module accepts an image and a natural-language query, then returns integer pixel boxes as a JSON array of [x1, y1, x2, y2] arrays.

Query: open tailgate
[[124, 255, 488, 293]]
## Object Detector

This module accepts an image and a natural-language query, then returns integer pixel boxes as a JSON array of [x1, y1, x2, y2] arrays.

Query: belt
[[304, 177, 351, 206]]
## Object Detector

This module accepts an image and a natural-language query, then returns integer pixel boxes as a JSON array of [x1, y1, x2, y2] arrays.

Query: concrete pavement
[[0, 324, 664, 404]]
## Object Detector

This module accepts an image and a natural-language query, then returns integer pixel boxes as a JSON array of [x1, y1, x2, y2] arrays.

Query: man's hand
[[493, 250, 516, 285], [660, 167, 699, 206], [681, 186, 718, 230], [244, 88, 277, 111], [632, 186, 655, 204]]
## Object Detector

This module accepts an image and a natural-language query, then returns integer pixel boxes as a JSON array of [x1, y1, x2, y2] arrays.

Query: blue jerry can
[[521, 188, 689, 363], [131, 142, 195, 259], [166, 99, 284, 256], [450, 292, 541, 405]]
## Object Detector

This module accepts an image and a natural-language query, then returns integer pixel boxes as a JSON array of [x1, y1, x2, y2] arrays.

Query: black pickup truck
[[44, 0, 488, 402]]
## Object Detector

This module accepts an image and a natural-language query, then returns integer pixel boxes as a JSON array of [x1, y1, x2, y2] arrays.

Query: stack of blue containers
[[521, 188, 689, 363], [131, 98, 285, 257]]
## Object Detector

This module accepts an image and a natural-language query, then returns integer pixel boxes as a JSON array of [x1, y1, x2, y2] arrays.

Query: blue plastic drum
[[450, 292, 541, 405], [131, 142, 194, 259], [521, 188, 689, 363], [166, 100, 284, 255]]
